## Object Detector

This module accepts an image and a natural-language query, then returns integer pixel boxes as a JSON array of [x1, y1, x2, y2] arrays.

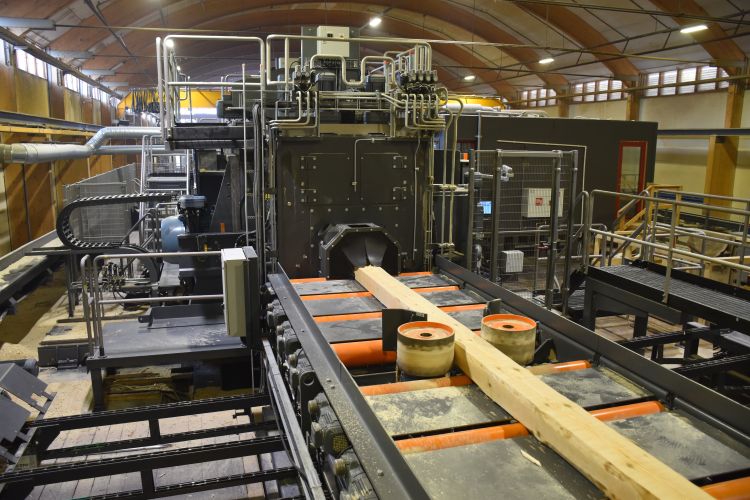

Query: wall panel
[[14, 71, 49, 117], [63, 89, 83, 122], [0, 65, 16, 112], [49, 84, 66, 119]]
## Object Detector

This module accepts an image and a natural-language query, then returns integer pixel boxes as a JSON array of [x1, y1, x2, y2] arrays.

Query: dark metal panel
[[268, 269, 429, 500], [274, 136, 430, 277]]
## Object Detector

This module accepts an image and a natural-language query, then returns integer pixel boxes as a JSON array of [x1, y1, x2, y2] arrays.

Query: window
[[47, 64, 60, 85], [678, 67, 696, 94], [0, 40, 7, 65], [571, 79, 625, 102], [80, 80, 90, 97], [64, 73, 80, 93], [644, 65, 730, 96], [518, 88, 556, 107], [645, 72, 660, 97], [15, 49, 47, 78]]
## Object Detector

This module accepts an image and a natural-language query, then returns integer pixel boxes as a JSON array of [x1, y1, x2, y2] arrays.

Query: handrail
[[81, 250, 224, 355], [585, 189, 750, 302]]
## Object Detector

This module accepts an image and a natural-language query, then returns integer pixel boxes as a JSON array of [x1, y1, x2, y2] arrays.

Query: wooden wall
[[0, 60, 125, 254]]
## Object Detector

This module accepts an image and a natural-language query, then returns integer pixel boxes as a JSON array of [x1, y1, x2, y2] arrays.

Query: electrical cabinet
[[316, 26, 350, 57], [521, 188, 565, 218]]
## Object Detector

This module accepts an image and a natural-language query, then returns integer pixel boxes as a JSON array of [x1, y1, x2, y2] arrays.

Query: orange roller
[[397, 423, 529, 454], [703, 476, 750, 499], [396, 400, 664, 454], [331, 340, 395, 368], [290, 277, 327, 283], [590, 401, 663, 422], [302, 291, 372, 301], [527, 360, 592, 375], [398, 271, 433, 277], [314, 312, 382, 323], [361, 375, 472, 396], [440, 304, 485, 313], [413, 286, 460, 293]]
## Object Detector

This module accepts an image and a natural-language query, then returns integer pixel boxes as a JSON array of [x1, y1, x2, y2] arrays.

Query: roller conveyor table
[[270, 266, 750, 499]]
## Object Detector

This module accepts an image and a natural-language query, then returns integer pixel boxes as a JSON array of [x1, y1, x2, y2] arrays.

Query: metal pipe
[[99, 294, 222, 305], [593, 190, 750, 218], [156, 37, 165, 139], [0, 126, 161, 164], [545, 155, 562, 309], [96, 144, 165, 155]]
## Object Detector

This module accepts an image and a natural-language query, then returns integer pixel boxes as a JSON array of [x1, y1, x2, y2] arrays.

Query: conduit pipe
[[0, 126, 161, 164]]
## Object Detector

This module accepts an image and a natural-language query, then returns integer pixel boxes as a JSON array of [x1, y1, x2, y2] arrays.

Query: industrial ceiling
[[0, 0, 748, 98]]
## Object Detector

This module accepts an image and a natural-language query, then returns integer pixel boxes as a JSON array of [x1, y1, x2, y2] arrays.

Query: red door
[[615, 141, 647, 215]]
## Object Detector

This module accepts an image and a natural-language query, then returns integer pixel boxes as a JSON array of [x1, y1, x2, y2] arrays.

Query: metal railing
[[584, 190, 750, 302], [80, 251, 223, 356]]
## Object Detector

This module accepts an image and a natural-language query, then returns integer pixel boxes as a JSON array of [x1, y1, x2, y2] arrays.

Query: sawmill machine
[[5, 29, 747, 500]]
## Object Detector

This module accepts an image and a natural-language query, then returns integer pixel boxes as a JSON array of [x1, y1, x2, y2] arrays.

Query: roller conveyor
[[276, 268, 750, 498]]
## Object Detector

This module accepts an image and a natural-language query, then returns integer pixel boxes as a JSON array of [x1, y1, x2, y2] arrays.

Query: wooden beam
[[626, 92, 640, 121], [355, 265, 709, 499], [704, 82, 745, 211], [0, 126, 94, 137]]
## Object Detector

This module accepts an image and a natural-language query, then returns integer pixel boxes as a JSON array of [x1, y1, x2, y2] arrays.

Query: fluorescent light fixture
[[165, 38, 174, 48], [538, 57, 554, 64], [680, 24, 708, 34], [49, 50, 93, 59], [369, 16, 382, 27], [463, 74, 476, 82], [0, 17, 55, 30], [82, 69, 115, 76]]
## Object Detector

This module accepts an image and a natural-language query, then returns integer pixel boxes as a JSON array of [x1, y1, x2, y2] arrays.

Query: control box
[[521, 188, 565, 218], [221, 246, 259, 342], [316, 26, 350, 57]]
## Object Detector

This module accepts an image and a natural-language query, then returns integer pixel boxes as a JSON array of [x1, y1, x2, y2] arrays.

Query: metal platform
[[87, 303, 249, 409], [405, 437, 599, 499], [303, 288, 485, 318], [315, 306, 489, 344], [586, 264, 750, 335], [367, 385, 510, 436], [540, 367, 650, 408], [608, 411, 750, 480]]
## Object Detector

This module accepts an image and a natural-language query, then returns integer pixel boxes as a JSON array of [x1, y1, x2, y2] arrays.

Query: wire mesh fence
[[63, 164, 139, 246], [467, 150, 578, 302]]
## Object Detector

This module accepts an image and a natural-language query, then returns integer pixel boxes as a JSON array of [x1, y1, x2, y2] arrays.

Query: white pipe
[[1, 127, 161, 164]]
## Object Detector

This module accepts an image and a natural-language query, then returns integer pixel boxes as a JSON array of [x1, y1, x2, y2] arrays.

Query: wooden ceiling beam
[[516, 2, 641, 85], [93, 9, 517, 97], [649, 0, 747, 76], [44, 0, 566, 92]]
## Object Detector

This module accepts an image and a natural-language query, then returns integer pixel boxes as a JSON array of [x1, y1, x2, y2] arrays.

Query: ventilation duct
[[0, 127, 162, 164]]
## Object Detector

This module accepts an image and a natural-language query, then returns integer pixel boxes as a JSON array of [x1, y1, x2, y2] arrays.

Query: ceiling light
[[369, 16, 382, 28], [538, 57, 554, 65], [165, 38, 174, 48], [463, 74, 476, 82], [680, 24, 708, 34], [176, 65, 181, 71]]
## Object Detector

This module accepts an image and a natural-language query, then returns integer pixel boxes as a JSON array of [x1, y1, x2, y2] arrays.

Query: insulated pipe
[[0, 126, 161, 164]]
